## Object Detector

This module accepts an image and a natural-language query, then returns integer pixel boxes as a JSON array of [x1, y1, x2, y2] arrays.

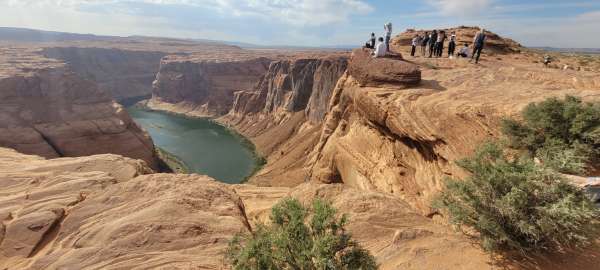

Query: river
[[127, 106, 258, 184]]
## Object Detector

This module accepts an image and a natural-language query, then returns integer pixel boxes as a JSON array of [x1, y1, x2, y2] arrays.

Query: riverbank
[[156, 146, 191, 174], [128, 101, 265, 183]]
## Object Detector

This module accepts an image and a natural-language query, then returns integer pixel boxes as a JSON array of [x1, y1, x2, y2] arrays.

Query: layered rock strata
[[0, 48, 159, 168], [147, 56, 272, 117], [219, 56, 349, 185], [348, 48, 421, 87], [42, 47, 166, 102], [307, 49, 600, 214], [0, 148, 249, 269]]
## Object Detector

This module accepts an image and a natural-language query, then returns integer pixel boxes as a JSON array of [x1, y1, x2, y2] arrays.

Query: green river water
[[127, 107, 258, 184]]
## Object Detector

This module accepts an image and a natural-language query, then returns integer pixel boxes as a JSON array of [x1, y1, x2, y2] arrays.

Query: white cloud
[[428, 0, 493, 16], [211, 0, 376, 26], [1, 0, 373, 26]]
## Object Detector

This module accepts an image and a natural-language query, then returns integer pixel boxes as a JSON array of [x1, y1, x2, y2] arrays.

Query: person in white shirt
[[411, 35, 421, 57], [384, 22, 392, 52], [458, 43, 469, 58], [373, 37, 387, 58]]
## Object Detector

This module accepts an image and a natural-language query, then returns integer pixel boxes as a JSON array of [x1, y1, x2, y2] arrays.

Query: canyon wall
[[220, 56, 349, 186], [42, 47, 166, 102], [147, 56, 272, 116], [0, 61, 159, 169], [307, 48, 600, 214]]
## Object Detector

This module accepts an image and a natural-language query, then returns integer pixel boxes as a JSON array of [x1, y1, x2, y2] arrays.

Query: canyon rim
[[0, 25, 599, 270]]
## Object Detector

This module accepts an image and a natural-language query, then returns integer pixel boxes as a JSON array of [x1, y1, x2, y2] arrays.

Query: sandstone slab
[[348, 48, 421, 88]]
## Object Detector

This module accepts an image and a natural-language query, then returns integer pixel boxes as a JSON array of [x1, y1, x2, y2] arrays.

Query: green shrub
[[226, 198, 378, 270], [435, 142, 599, 253], [501, 95, 600, 174]]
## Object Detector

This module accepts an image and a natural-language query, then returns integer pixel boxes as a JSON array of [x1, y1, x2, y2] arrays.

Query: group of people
[[364, 24, 487, 64], [364, 22, 393, 58], [410, 28, 487, 63], [411, 30, 455, 58]]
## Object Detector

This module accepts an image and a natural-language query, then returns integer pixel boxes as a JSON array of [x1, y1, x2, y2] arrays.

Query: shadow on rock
[[420, 79, 447, 91]]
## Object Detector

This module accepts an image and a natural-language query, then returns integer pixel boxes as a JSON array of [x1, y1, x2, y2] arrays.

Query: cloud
[[1, 0, 373, 26], [238, 0, 373, 25], [428, 0, 493, 17]]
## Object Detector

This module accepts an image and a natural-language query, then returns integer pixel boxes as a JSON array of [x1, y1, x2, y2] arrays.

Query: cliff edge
[[0, 46, 160, 169]]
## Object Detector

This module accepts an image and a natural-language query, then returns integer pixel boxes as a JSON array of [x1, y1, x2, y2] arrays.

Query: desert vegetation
[[436, 142, 599, 253], [226, 198, 377, 270], [436, 96, 600, 253], [502, 95, 600, 175]]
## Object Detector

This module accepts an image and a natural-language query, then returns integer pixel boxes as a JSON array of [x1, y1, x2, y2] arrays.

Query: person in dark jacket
[[470, 28, 486, 64], [448, 31, 457, 58], [428, 30, 437, 58], [435, 30, 446, 57], [420, 31, 429, 56], [364, 32, 376, 49]]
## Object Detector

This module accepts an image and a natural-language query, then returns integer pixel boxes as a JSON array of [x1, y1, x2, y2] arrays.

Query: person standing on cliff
[[435, 30, 446, 57], [421, 32, 429, 56], [384, 22, 393, 52], [428, 30, 438, 58], [411, 34, 421, 57], [370, 33, 376, 48], [470, 28, 486, 64], [448, 31, 457, 58]]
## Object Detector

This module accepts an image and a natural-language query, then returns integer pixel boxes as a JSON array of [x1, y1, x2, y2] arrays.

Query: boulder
[[348, 48, 421, 87]]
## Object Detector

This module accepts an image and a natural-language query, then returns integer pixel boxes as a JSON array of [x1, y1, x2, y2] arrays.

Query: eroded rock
[[348, 48, 421, 88], [0, 148, 248, 269], [0, 209, 64, 258], [0, 64, 159, 169]]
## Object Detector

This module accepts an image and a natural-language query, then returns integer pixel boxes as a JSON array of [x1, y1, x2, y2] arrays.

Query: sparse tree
[[501, 95, 600, 174], [435, 142, 600, 253], [226, 198, 378, 270]]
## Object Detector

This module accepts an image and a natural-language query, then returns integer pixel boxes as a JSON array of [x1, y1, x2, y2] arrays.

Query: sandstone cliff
[[1, 29, 599, 269], [307, 48, 600, 215], [0, 47, 159, 169], [220, 56, 349, 186], [42, 47, 166, 102], [147, 55, 272, 117]]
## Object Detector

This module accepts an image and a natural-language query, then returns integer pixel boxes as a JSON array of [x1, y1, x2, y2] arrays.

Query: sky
[[0, 0, 599, 48]]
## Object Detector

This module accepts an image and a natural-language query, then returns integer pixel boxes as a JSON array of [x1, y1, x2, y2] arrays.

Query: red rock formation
[[41, 47, 166, 102], [220, 56, 348, 186], [228, 56, 348, 122], [0, 148, 248, 269], [307, 53, 600, 215], [148, 56, 272, 116], [0, 63, 159, 169], [348, 48, 421, 88]]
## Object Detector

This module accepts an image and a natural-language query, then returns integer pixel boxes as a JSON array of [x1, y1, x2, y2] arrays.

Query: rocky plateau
[[1, 28, 600, 269]]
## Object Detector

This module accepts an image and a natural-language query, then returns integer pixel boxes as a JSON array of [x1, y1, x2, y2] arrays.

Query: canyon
[[1, 27, 600, 269]]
